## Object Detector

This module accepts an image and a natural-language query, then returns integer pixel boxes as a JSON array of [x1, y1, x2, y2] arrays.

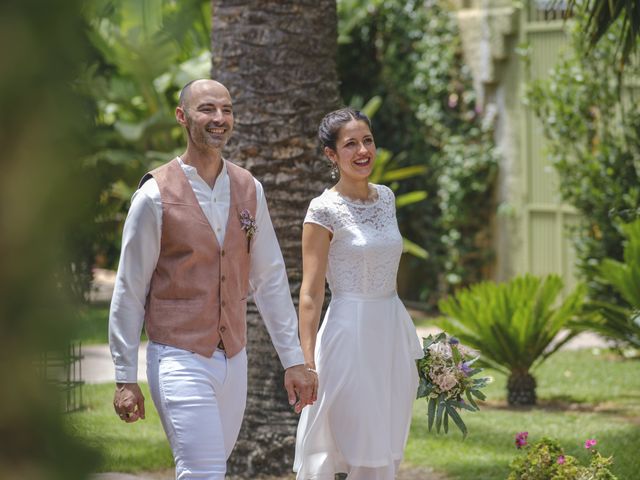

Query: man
[[109, 79, 317, 479]]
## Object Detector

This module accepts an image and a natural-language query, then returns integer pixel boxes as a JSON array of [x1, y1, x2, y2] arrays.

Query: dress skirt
[[294, 291, 423, 480]]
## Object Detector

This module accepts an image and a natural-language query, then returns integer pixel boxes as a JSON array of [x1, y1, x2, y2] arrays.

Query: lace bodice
[[304, 184, 402, 296]]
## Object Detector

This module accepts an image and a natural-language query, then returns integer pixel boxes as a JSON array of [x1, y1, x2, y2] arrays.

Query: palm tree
[[565, 0, 639, 68], [438, 275, 585, 406], [210, 0, 340, 476]]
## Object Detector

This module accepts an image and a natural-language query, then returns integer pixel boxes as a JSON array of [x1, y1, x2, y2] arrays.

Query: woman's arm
[[298, 222, 332, 372]]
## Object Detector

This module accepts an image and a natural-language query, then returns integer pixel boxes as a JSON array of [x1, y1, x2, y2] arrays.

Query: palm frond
[[564, 0, 640, 68]]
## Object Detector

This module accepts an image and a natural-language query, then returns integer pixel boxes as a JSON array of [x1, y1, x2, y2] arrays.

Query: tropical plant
[[72, 0, 212, 298], [337, 0, 498, 301], [565, 0, 639, 69], [437, 275, 585, 406], [525, 9, 640, 307], [578, 220, 640, 348], [360, 96, 429, 259]]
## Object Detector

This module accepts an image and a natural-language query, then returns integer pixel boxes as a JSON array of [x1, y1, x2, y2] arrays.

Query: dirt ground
[[95, 464, 449, 480]]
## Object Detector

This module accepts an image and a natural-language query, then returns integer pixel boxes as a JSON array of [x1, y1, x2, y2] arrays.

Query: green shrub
[[525, 11, 640, 306], [337, 0, 498, 302], [508, 435, 617, 480], [579, 219, 640, 348], [437, 275, 585, 405]]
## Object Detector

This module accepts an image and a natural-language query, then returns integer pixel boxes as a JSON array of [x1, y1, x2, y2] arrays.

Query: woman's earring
[[330, 162, 339, 180]]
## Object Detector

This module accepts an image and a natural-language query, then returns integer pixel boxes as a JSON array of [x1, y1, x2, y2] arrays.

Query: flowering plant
[[509, 433, 617, 480], [416, 332, 489, 438], [239, 209, 257, 253]]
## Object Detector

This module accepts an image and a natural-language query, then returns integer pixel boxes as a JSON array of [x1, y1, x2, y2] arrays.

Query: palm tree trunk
[[210, 1, 340, 476], [507, 370, 537, 406]]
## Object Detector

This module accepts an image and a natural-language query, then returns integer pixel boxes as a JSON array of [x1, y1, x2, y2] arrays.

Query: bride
[[293, 108, 424, 479]]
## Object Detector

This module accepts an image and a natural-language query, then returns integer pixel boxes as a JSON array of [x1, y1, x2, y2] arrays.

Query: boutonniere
[[239, 208, 257, 253]]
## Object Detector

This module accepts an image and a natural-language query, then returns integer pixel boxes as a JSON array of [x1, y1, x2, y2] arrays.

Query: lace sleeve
[[304, 196, 334, 233]]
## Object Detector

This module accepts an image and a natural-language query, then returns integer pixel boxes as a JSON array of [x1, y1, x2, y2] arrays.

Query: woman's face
[[326, 119, 376, 182]]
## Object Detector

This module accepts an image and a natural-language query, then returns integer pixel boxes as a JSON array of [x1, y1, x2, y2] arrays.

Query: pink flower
[[515, 431, 528, 449], [584, 439, 597, 449], [557, 455, 565, 464]]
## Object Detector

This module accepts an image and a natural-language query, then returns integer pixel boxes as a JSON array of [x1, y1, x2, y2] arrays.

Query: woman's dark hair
[[318, 107, 371, 151]]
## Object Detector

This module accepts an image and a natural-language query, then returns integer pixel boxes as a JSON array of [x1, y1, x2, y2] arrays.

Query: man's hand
[[113, 382, 146, 423], [284, 364, 318, 414]]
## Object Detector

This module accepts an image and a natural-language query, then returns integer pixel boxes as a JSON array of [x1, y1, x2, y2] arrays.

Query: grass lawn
[[68, 349, 640, 478], [74, 304, 147, 345], [66, 382, 173, 473], [406, 349, 640, 479]]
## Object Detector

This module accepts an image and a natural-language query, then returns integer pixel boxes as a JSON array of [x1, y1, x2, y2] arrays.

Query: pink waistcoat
[[141, 158, 257, 358]]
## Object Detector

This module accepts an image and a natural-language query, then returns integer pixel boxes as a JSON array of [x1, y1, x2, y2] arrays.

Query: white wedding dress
[[293, 184, 424, 480]]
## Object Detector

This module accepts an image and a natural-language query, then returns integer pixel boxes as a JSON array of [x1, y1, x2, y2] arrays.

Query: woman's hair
[[318, 107, 371, 151]]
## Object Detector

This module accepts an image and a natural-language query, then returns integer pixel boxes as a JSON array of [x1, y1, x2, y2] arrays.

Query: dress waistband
[[330, 290, 398, 302]]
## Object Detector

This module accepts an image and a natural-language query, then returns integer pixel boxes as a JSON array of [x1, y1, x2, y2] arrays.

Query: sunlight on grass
[[66, 383, 173, 473], [406, 349, 640, 479]]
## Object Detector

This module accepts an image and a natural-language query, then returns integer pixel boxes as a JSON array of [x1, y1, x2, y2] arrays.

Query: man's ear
[[176, 106, 187, 127]]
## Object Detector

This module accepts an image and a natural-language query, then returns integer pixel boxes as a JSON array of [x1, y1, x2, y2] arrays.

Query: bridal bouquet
[[416, 333, 489, 438]]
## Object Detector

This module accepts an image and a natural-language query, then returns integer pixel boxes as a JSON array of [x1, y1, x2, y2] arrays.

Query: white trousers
[[147, 342, 248, 480]]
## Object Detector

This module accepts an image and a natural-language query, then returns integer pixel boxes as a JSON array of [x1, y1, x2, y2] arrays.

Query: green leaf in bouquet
[[457, 399, 477, 412], [427, 397, 437, 432], [451, 345, 462, 365], [422, 335, 436, 350], [443, 409, 449, 434], [446, 403, 468, 439], [435, 395, 446, 433], [416, 380, 430, 399], [465, 390, 479, 410], [470, 388, 486, 401]]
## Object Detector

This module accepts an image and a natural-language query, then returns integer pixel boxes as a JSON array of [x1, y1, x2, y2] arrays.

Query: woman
[[293, 108, 424, 479]]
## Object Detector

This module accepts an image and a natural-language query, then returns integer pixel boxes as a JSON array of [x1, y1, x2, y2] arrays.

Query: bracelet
[[307, 367, 318, 374]]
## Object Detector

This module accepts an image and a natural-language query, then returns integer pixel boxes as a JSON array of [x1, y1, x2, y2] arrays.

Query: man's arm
[[248, 180, 316, 413], [109, 185, 161, 421]]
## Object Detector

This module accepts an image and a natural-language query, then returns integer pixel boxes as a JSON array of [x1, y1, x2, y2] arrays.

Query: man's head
[[176, 79, 234, 150]]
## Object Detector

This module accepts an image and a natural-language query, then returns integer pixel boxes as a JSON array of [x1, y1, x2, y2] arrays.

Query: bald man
[[109, 79, 317, 479]]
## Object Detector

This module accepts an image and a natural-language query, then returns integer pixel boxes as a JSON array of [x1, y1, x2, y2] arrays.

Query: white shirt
[[109, 158, 304, 382]]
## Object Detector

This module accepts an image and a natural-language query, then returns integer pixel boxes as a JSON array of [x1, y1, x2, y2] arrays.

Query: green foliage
[[525, 11, 640, 307], [72, 0, 211, 297], [508, 437, 617, 480], [579, 220, 640, 347], [337, 0, 498, 302], [0, 0, 102, 477], [437, 275, 585, 403], [565, 0, 640, 69]]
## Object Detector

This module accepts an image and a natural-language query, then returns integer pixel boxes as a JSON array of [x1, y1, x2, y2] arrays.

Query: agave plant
[[579, 220, 640, 348], [437, 274, 585, 406]]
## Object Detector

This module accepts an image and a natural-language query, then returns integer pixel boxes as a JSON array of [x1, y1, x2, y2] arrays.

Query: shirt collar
[[177, 156, 228, 182]]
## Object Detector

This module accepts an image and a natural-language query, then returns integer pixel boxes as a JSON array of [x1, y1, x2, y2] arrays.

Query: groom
[[109, 78, 316, 479]]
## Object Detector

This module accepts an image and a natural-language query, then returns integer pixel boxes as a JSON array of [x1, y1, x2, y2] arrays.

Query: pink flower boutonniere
[[239, 209, 257, 253]]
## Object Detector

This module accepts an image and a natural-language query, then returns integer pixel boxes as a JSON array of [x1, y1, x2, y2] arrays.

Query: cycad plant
[[438, 275, 585, 406], [580, 220, 640, 348]]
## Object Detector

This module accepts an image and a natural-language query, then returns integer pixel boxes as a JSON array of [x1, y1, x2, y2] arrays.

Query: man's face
[[178, 80, 234, 150]]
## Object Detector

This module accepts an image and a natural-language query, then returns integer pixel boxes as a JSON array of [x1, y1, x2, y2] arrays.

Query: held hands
[[113, 382, 146, 423], [284, 364, 318, 414]]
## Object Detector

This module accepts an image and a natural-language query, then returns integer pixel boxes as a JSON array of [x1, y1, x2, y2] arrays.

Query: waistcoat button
[[220, 326, 226, 332]]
